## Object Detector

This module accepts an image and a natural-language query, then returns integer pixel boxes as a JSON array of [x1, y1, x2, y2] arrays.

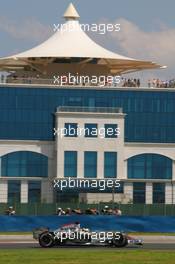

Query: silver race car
[[33, 222, 143, 248]]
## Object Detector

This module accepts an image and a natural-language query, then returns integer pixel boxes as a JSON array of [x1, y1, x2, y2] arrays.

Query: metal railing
[[1, 77, 175, 89], [2, 77, 120, 87], [57, 106, 123, 113], [5, 77, 55, 85]]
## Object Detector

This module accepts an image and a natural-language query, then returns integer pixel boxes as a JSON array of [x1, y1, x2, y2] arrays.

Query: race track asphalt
[[0, 235, 175, 250], [0, 242, 175, 250]]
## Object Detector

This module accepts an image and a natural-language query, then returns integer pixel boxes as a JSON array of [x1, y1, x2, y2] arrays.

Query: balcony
[[0, 76, 175, 91], [57, 106, 123, 114]]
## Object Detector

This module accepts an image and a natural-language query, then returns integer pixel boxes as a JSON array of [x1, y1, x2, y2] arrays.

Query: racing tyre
[[39, 232, 55, 248], [112, 233, 128, 248]]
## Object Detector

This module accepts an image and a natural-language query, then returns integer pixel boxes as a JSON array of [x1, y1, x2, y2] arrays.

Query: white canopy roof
[[0, 3, 166, 74]]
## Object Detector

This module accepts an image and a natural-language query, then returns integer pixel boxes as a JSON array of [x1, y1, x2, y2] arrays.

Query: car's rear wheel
[[39, 232, 55, 248], [112, 233, 128, 248]]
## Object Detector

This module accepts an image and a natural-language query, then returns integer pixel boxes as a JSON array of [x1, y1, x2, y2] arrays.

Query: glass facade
[[64, 123, 78, 137], [85, 123, 98, 137], [64, 151, 77, 177], [104, 152, 117, 178], [1, 151, 48, 177], [84, 151, 97, 178], [105, 124, 118, 138], [153, 183, 165, 204], [128, 154, 172, 179], [8, 180, 20, 204], [0, 86, 175, 143], [28, 181, 41, 203], [133, 182, 146, 204]]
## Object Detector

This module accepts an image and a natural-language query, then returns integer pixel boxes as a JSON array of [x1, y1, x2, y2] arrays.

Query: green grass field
[[0, 249, 175, 264]]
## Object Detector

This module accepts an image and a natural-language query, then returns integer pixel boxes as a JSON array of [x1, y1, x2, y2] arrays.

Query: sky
[[0, 0, 175, 81]]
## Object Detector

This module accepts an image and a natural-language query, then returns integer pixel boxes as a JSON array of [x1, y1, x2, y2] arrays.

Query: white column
[[122, 160, 127, 180], [48, 157, 56, 180], [0, 179, 8, 203], [165, 182, 173, 204], [146, 182, 153, 204], [117, 115, 125, 180], [56, 149, 64, 179], [77, 151, 84, 178], [56, 115, 64, 179], [41, 179, 53, 203], [0, 158, 2, 176], [173, 161, 175, 180], [124, 182, 133, 202], [173, 183, 175, 204], [98, 151, 104, 179], [20, 180, 28, 203]]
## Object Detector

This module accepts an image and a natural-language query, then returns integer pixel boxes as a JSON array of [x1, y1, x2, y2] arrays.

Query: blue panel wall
[[1, 216, 175, 232]]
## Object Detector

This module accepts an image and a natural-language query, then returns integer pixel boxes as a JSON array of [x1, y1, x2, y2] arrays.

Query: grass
[[0, 232, 31, 235], [0, 249, 175, 264]]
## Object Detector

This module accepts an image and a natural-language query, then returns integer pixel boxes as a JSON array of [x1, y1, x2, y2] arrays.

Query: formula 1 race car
[[33, 223, 143, 248]]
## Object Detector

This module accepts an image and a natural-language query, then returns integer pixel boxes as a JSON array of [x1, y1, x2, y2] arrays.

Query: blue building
[[0, 4, 172, 205]]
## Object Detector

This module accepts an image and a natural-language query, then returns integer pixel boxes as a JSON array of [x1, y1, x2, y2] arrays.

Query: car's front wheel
[[39, 232, 55, 248]]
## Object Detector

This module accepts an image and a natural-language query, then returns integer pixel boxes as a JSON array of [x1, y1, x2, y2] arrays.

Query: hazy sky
[[0, 0, 175, 80]]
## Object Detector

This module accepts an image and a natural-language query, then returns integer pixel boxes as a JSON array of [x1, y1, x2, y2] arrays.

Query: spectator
[[74, 221, 81, 230], [5, 206, 16, 216], [65, 207, 72, 215], [148, 80, 151, 88], [101, 205, 108, 214], [85, 208, 93, 215], [54, 206, 124, 216], [136, 79, 140, 88], [56, 207, 65, 215], [91, 208, 99, 215], [147, 78, 175, 88], [72, 208, 82, 215], [1, 74, 4, 83], [85, 208, 99, 215], [101, 205, 113, 215], [114, 208, 122, 216]]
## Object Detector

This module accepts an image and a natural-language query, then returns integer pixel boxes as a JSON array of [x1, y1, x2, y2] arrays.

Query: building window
[[84, 151, 97, 178], [64, 123, 78, 137], [67, 97, 82, 107], [153, 183, 165, 204], [128, 154, 172, 179], [8, 181, 20, 204], [105, 124, 118, 138], [64, 151, 77, 177], [104, 152, 117, 178], [133, 182, 146, 204], [1, 151, 48, 177], [85, 123, 98, 138], [28, 181, 41, 203]]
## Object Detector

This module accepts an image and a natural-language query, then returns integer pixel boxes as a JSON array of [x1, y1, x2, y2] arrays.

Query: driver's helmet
[[82, 228, 89, 232], [75, 221, 80, 229]]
